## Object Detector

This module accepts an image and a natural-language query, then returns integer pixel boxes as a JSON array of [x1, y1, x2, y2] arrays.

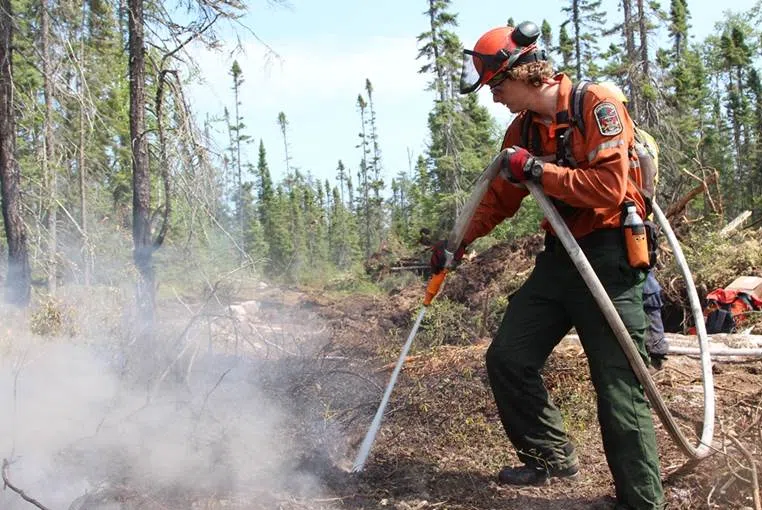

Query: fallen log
[[666, 172, 718, 219], [719, 210, 752, 237], [563, 332, 762, 357], [667, 345, 762, 357], [666, 332, 762, 358], [565, 332, 762, 347], [664, 332, 762, 348]]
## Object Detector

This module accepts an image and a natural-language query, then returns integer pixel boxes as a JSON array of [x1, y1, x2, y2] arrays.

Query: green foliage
[[488, 194, 543, 242], [416, 0, 460, 101], [323, 267, 382, 295], [4, 0, 762, 304], [557, 24, 575, 76], [354, 84, 385, 258], [422, 92, 499, 232], [663, 227, 762, 293], [540, 19, 553, 57], [561, 0, 607, 80], [375, 270, 419, 294], [416, 298, 477, 349], [668, 0, 689, 60]]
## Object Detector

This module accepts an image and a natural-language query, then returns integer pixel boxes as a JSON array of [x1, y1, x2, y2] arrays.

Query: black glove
[[430, 240, 466, 274]]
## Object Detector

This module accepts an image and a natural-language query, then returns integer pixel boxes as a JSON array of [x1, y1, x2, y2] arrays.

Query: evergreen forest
[[1, 0, 760, 307]]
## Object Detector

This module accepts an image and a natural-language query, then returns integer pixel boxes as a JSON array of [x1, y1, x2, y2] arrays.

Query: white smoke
[[0, 301, 348, 510]]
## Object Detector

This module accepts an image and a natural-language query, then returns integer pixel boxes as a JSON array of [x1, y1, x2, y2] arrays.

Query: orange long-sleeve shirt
[[463, 74, 645, 246]]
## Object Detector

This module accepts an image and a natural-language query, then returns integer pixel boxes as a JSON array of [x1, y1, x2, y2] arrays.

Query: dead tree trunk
[[128, 0, 155, 326], [78, 2, 90, 285], [572, 0, 583, 80], [41, 0, 58, 293], [621, 0, 640, 120], [427, 0, 447, 103], [0, 0, 31, 306], [636, 0, 654, 125]]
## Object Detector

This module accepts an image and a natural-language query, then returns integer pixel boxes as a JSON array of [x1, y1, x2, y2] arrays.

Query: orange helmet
[[459, 21, 547, 94]]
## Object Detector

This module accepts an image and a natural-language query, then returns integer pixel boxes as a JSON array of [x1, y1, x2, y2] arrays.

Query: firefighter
[[432, 22, 665, 509]]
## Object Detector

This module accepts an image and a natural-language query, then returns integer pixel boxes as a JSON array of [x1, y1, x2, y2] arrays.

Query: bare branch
[[161, 12, 221, 67], [728, 434, 762, 510], [153, 68, 174, 250], [2, 459, 52, 510]]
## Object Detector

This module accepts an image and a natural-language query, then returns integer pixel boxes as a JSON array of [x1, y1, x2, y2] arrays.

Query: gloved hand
[[430, 240, 466, 274], [505, 146, 542, 183]]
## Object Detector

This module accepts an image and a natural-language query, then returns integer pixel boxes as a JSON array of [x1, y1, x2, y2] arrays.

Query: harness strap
[[519, 112, 543, 155], [570, 80, 591, 135]]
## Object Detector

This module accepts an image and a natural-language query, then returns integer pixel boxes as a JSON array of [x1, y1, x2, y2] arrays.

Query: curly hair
[[505, 61, 554, 87]]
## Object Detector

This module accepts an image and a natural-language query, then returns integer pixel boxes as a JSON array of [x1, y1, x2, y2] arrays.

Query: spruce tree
[[303, 182, 329, 270], [561, 0, 607, 80], [557, 24, 575, 77], [540, 20, 553, 62], [620, 0, 640, 119], [229, 60, 250, 258], [128, 0, 158, 323], [40, 0, 58, 293], [365, 79, 385, 251], [329, 186, 360, 269], [669, 0, 689, 61], [284, 182, 305, 280], [0, 0, 31, 305], [277, 111, 292, 178], [269, 187, 296, 276], [720, 23, 753, 178], [417, 0, 498, 230], [417, 0, 461, 102], [355, 93, 372, 257]]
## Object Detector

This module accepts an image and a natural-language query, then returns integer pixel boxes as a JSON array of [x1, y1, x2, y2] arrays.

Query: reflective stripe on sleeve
[[587, 139, 624, 162]]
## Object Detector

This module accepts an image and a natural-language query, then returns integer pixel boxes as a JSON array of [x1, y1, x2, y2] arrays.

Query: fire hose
[[353, 148, 716, 472], [351, 150, 505, 472], [525, 180, 715, 461]]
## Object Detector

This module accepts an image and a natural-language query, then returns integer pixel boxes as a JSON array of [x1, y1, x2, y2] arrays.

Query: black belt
[[544, 228, 621, 252]]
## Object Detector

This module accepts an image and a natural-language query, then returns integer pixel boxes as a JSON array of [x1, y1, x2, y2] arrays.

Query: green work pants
[[486, 234, 665, 510]]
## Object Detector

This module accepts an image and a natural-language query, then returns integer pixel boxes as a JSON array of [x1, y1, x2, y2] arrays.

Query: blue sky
[[186, 0, 759, 191]]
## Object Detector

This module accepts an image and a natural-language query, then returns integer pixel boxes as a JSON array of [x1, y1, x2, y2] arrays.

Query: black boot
[[497, 463, 580, 486], [650, 354, 666, 371]]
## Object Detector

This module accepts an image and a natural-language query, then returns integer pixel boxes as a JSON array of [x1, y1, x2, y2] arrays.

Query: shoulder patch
[[593, 102, 623, 136]]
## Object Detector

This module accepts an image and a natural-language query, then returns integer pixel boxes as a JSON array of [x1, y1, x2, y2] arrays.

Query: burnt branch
[[1, 459, 52, 510], [153, 68, 176, 250], [728, 434, 762, 510]]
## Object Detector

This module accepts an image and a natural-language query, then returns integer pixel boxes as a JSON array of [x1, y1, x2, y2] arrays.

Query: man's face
[[490, 78, 527, 113]]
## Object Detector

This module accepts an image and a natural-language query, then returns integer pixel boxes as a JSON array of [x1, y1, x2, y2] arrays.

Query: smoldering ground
[[0, 292, 369, 509]]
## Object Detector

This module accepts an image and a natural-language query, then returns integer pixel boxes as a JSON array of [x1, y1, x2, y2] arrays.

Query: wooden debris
[[563, 332, 762, 357], [666, 172, 719, 219], [720, 210, 752, 237]]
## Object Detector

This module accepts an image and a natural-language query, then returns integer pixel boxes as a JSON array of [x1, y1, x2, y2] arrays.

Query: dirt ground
[[287, 239, 762, 510], [304, 297, 762, 510], [3, 240, 760, 510]]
